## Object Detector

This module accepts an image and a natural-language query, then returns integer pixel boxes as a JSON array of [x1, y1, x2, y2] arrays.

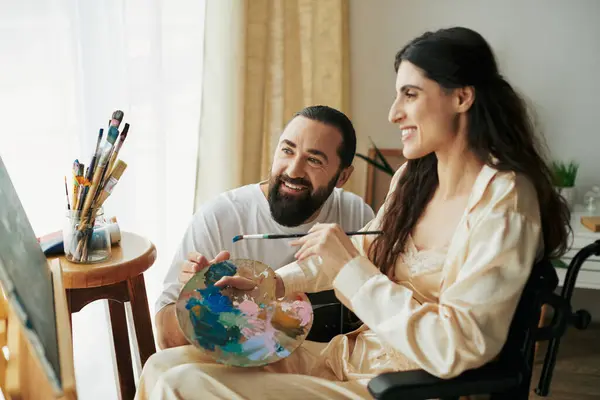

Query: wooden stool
[[49, 232, 157, 400]]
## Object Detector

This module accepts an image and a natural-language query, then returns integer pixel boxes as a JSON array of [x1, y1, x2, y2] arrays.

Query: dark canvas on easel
[[0, 156, 61, 387]]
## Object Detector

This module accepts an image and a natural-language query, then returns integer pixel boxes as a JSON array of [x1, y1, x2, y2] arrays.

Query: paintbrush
[[72, 159, 80, 202], [232, 230, 384, 243], [106, 123, 129, 176], [78, 163, 84, 175], [79, 124, 120, 218], [73, 183, 85, 210], [95, 160, 127, 207], [75, 163, 85, 208], [86, 128, 104, 182], [64, 176, 71, 210], [109, 110, 124, 129], [105, 126, 120, 149], [73, 162, 85, 207]]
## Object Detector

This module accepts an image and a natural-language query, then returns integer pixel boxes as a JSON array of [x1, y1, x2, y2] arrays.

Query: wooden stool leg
[[108, 300, 136, 400], [127, 274, 156, 367]]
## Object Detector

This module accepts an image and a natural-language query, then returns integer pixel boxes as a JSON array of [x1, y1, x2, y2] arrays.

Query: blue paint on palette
[[276, 343, 290, 358], [186, 261, 242, 351], [187, 296, 242, 351], [204, 260, 237, 286], [198, 285, 235, 313]]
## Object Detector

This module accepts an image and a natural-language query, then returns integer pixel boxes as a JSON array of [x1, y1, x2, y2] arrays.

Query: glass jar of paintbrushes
[[62, 110, 130, 263], [63, 207, 111, 263]]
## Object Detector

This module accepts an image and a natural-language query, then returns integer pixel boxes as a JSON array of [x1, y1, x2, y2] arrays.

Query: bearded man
[[155, 105, 374, 349]]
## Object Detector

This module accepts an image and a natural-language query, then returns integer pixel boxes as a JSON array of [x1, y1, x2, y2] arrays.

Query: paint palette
[[176, 259, 313, 367]]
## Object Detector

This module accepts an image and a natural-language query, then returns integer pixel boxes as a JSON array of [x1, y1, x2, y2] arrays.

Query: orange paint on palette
[[271, 304, 303, 329], [190, 304, 202, 317]]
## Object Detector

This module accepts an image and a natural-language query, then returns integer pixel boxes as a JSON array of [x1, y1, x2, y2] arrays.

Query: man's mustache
[[277, 175, 312, 190]]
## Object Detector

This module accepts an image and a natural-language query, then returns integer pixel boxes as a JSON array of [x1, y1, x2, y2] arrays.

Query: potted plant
[[551, 160, 579, 208]]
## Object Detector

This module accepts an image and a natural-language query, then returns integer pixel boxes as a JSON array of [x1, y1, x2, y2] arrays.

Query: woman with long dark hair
[[136, 27, 571, 400]]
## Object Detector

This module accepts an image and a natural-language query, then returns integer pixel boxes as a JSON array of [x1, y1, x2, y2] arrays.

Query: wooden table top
[[49, 231, 157, 289]]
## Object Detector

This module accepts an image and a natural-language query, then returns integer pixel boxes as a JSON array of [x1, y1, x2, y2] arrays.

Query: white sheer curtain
[[0, 0, 205, 398]]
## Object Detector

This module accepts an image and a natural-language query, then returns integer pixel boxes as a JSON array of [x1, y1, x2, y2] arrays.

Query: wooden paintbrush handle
[[80, 164, 105, 218], [94, 161, 127, 208]]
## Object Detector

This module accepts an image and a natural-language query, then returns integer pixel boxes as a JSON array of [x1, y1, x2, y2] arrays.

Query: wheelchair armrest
[[536, 292, 570, 341], [367, 362, 521, 400]]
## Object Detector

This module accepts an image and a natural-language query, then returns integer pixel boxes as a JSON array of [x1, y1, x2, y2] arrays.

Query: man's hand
[[179, 251, 259, 291], [178, 250, 231, 284], [156, 250, 230, 349]]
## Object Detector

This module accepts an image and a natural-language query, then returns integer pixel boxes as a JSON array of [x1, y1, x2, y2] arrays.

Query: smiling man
[[155, 105, 374, 349]]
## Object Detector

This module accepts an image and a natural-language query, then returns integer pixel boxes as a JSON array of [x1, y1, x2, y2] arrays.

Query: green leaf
[[368, 137, 394, 174], [356, 153, 395, 176]]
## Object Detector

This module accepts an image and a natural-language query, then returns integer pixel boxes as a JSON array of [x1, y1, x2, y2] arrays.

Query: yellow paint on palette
[[191, 304, 202, 317]]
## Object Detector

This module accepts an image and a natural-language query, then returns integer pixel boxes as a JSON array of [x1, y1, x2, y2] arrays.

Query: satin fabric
[[279, 164, 542, 379], [136, 163, 542, 399]]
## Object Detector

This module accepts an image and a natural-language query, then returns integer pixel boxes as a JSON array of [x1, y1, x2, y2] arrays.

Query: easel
[[0, 259, 77, 400]]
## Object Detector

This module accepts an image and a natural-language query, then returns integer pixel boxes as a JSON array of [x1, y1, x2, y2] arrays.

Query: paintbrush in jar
[[106, 123, 129, 177], [95, 160, 127, 207], [79, 125, 119, 222], [72, 159, 80, 202], [85, 128, 104, 182], [64, 176, 71, 210]]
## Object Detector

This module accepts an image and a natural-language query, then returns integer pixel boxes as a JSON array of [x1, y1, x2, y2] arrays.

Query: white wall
[[349, 0, 600, 200]]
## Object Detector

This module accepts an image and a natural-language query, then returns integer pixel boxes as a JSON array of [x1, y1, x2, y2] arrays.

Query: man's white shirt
[[156, 183, 375, 313]]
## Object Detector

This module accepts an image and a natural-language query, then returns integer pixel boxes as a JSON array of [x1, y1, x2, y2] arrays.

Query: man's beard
[[267, 173, 339, 227]]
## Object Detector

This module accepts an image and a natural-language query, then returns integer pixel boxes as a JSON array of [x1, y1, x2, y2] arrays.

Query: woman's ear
[[455, 86, 475, 113]]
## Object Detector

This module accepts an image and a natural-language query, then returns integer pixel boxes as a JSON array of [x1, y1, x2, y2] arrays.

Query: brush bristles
[[107, 126, 119, 144], [232, 235, 242, 243], [118, 129, 128, 144], [110, 161, 127, 179], [112, 110, 124, 122]]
